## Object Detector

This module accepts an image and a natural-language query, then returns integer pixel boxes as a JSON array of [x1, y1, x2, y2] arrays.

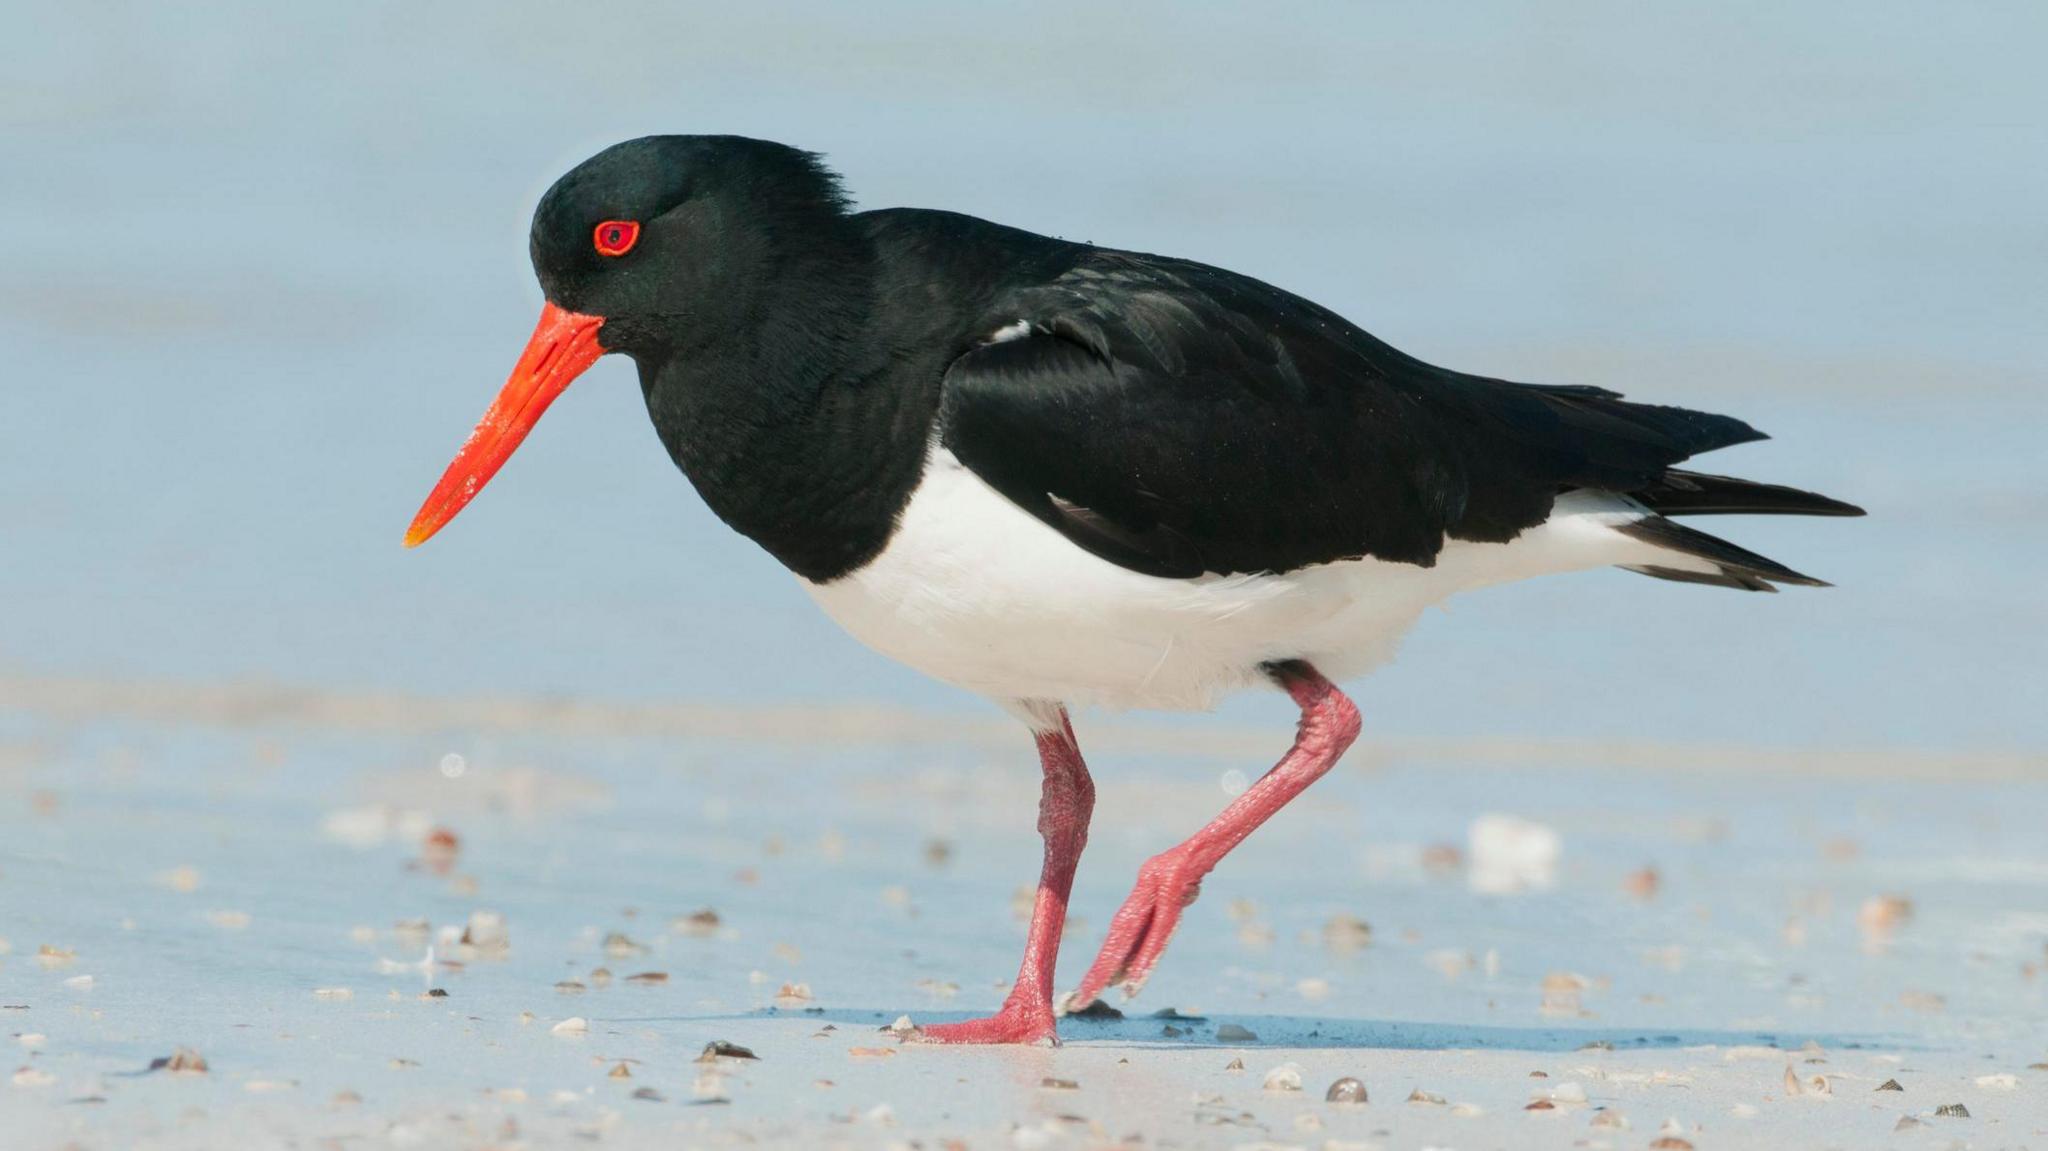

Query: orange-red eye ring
[[593, 220, 640, 257]]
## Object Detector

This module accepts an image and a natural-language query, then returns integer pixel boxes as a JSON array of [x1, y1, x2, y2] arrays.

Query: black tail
[[1634, 469, 1865, 518], [1502, 382, 1862, 592]]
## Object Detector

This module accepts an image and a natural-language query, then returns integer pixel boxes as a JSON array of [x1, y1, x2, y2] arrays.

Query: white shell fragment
[[1261, 1063, 1303, 1092], [1469, 814, 1560, 894]]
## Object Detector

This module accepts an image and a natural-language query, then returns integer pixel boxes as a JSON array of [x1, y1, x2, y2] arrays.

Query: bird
[[404, 134, 1862, 1045]]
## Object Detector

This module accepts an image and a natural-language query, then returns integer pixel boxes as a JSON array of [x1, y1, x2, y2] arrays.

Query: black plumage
[[938, 248, 1848, 581], [511, 136, 1859, 588]]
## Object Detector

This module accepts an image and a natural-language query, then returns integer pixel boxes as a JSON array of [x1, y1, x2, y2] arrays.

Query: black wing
[[937, 249, 1830, 580]]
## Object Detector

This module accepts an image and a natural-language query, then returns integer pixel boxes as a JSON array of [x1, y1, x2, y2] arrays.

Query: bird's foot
[[903, 1003, 1059, 1046], [1068, 846, 1208, 1009]]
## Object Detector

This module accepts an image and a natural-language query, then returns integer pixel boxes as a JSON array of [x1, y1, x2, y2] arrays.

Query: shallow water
[[4, 1, 2045, 747]]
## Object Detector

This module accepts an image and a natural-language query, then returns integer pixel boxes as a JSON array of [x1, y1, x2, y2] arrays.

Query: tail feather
[[1635, 469, 1866, 518], [1615, 514, 1832, 593], [1511, 384, 1772, 483]]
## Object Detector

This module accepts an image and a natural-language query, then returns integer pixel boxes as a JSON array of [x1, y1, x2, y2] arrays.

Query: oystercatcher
[[406, 135, 1861, 1044]]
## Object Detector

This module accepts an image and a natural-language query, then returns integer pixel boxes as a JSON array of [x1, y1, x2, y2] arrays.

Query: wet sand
[[5, 678, 2044, 1148]]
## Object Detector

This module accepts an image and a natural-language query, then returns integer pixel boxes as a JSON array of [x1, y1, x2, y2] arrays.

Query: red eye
[[593, 219, 640, 257]]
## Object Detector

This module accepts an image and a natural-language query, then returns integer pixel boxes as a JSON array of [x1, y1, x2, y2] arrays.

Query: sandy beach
[[6, 678, 2044, 1148]]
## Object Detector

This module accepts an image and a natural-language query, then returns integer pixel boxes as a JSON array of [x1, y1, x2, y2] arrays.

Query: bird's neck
[[636, 232, 953, 582]]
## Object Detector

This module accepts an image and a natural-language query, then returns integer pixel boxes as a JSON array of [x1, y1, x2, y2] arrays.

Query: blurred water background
[[5, 1, 2044, 750]]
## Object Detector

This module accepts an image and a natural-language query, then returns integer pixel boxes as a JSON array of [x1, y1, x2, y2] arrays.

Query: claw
[[1071, 847, 1208, 1008]]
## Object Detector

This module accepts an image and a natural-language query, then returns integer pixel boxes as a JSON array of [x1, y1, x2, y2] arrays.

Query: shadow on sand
[[608, 1007, 1908, 1053]]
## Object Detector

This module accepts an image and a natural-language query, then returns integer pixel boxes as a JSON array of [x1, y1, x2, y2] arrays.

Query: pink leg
[[912, 708, 1095, 1044], [1068, 661, 1360, 1009]]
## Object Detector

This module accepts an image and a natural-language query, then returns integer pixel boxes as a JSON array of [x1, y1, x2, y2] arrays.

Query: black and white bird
[[406, 135, 1861, 1044]]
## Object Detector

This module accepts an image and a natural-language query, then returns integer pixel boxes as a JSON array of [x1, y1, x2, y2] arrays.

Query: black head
[[405, 135, 861, 547], [528, 135, 854, 357]]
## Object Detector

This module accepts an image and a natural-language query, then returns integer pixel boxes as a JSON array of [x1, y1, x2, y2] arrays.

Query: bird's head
[[404, 135, 851, 547]]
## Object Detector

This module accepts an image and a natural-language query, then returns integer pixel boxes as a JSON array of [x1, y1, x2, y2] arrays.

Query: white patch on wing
[[801, 449, 1684, 712], [984, 319, 1032, 344]]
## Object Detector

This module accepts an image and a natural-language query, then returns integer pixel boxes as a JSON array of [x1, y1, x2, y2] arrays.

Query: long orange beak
[[404, 302, 605, 547]]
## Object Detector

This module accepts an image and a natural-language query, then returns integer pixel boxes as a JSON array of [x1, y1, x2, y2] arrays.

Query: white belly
[[802, 447, 1673, 712]]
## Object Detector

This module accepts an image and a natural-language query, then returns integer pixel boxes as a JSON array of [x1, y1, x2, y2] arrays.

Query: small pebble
[[1321, 915, 1373, 952], [674, 908, 721, 936], [1039, 1077, 1079, 1091], [602, 932, 648, 957], [697, 1040, 758, 1062], [1408, 1088, 1446, 1105], [420, 827, 460, 872], [1063, 998, 1122, 1020], [608, 1062, 632, 1079], [1899, 989, 1946, 1012], [1875, 1078, 1903, 1091], [1215, 1023, 1258, 1043], [1857, 894, 1913, 937], [625, 971, 668, 985], [1623, 866, 1661, 900], [1934, 1102, 1970, 1118], [156, 865, 203, 893], [459, 910, 507, 954], [1324, 1077, 1367, 1104], [631, 1086, 665, 1102], [1224, 1057, 1245, 1072], [152, 1047, 209, 1075]]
